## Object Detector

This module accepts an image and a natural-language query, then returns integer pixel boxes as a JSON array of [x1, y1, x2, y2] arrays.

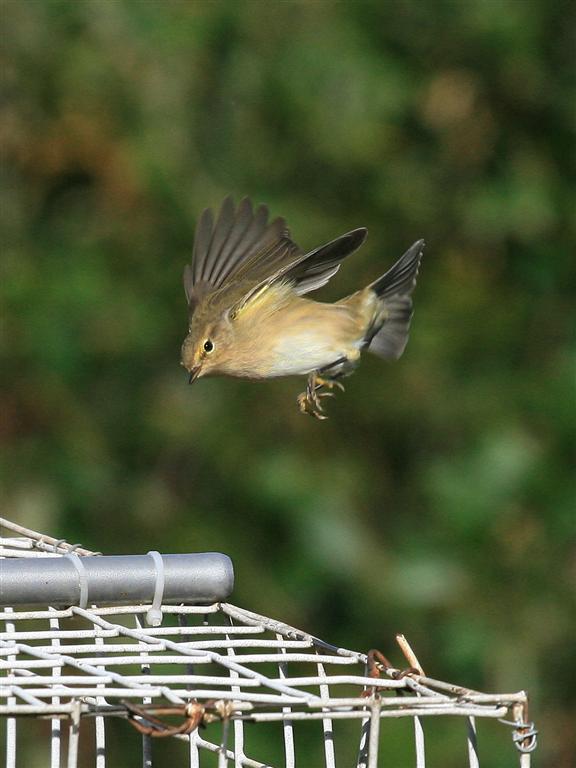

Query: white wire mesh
[[0, 520, 537, 767]]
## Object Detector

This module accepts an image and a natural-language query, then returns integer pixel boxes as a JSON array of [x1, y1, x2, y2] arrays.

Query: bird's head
[[181, 313, 235, 382]]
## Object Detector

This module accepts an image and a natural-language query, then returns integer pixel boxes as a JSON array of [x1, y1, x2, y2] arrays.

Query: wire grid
[[0, 522, 537, 768]]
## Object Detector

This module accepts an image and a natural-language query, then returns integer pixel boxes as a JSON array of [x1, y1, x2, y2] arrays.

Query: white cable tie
[[146, 550, 165, 627], [65, 553, 89, 609]]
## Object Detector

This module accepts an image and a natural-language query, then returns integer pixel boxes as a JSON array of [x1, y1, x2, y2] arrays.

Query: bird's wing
[[228, 226, 367, 316], [184, 197, 367, 313], [183, 196, 298, 309], [271, 227, 367, 295]]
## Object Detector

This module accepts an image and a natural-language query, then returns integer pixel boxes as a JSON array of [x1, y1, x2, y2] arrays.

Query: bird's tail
[[366, 239, 425, 360]]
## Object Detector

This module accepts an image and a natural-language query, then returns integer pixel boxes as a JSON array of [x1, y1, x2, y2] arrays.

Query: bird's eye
[[203, 339, 214, 353]]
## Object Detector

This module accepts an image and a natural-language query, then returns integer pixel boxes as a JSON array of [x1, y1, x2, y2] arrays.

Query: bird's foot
[[297, 391, 328, 419], [297, 373, 344, 419]]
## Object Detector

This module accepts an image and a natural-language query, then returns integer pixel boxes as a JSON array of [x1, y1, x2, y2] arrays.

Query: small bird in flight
[[181, 196, 424, 419]]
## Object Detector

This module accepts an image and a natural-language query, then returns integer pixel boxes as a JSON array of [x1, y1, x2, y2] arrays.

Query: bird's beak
[[188, 366, 201, 384]]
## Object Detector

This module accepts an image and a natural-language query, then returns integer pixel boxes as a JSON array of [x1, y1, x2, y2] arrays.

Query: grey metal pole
[[0, 553, 234, 607]]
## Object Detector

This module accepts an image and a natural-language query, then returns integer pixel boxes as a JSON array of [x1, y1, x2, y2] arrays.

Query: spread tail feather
[[367, 239, 424, 360], [369, 239, 424, 299], [369, 295, 413, 360]]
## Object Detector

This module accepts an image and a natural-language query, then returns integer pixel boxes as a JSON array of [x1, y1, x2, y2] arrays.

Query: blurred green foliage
[[1, 0, 574, 765]]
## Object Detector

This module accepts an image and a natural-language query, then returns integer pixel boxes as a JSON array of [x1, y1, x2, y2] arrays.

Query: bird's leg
[[314, 376, 345, 393], [297, 371, 344, 419]]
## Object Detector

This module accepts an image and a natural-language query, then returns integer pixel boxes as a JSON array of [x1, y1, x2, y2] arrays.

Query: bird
[[181, 196, 424, 419]]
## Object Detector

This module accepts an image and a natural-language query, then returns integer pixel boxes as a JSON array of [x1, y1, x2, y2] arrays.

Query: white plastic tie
[[65, 553, 88, 609], [146, 550, 165, 627]]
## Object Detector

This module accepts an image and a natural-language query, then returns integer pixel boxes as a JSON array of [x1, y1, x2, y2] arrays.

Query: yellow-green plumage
[[181, 196, 424, 417]]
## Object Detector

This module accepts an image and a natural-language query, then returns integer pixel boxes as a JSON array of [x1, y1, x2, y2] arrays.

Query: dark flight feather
[[188, 197, 290, 292]]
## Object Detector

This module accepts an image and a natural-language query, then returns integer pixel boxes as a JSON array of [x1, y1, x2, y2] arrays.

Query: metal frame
[[1, 551, 234, 609], [0, 519, 537, 767]]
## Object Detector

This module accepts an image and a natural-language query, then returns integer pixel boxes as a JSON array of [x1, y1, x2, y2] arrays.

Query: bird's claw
[[297, 373, 344, 419], [297, 392, 328, 419]]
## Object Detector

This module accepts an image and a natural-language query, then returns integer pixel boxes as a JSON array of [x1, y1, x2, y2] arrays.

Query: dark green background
[[2, 1, 574, 766]]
